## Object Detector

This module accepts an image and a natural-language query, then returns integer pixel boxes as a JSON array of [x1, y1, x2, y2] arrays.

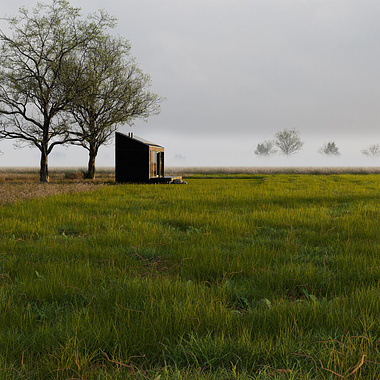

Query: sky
[[1, 0, 380, 168]]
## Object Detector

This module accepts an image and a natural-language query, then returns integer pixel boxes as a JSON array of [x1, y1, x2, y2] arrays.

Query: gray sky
[[1, 0, 380, 167]]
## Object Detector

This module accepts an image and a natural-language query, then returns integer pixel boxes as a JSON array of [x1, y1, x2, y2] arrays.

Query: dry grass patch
[[0, 182, 106, 204], [0, 168, 113, 204]]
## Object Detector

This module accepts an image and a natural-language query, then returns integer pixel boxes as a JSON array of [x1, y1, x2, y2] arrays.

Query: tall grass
[[0, 174, 379, 378]]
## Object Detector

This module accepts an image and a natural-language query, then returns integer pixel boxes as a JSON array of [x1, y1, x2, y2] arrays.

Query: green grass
[[0, 174, 379, 379]]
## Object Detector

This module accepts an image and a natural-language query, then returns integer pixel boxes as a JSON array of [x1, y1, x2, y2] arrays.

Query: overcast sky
[[1, 0, 380, 167]]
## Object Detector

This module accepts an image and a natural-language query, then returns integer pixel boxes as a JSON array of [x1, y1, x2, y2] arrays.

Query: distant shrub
[[362, 143, 380, 157], [64, 170, 85, 180]]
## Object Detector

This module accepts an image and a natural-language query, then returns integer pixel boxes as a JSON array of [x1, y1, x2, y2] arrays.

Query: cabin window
[[157, 152, 164, 177], [150, 151, 158, 177]]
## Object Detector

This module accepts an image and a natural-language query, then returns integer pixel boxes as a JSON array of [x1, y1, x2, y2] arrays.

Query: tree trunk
[[40, 147, 49, 183], [87, 144, 98, 179]]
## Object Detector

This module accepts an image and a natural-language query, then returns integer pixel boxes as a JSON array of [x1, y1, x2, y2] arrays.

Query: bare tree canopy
[[254, 140, 277, 156], [361, 144, 380, 157], [274, 128, 304, 156], [0, 0, 114, 182], [67, 33, 163, 179], [318, 141, 341, 156]]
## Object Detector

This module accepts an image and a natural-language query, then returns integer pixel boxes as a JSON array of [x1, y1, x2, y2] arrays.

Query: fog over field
[[1, 0, 379, 167]]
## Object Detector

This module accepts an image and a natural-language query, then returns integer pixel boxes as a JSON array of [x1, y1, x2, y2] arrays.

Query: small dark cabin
[[115, 132, 182, 184]]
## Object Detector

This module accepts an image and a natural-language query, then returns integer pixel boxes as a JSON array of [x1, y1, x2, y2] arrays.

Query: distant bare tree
[[254, 140, 277, 156], [274, 128, 304, 156], [361, 144, 380, 157], [318, 141, 341, 156]]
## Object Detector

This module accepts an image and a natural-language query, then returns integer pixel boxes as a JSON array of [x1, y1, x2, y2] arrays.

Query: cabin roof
[[133, 135, 163, 147], [118, 132, 163, 148]]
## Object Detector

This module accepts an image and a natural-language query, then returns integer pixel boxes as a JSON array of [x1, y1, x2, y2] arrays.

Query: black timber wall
[[115, 132, 150, 183]]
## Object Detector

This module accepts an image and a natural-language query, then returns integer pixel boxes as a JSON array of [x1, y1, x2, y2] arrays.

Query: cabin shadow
[[115, 132, 183, 184]]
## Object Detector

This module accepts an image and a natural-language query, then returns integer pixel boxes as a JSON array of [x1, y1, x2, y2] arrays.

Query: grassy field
[[0, 172, 379, 379]]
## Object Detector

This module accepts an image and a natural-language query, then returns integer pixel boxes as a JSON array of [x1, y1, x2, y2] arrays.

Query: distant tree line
[[255, 128, 380, 158], [0, 0, 163, 182]]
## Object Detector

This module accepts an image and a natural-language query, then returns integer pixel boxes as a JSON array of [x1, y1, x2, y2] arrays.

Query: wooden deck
[[149, 176, 183, 184]]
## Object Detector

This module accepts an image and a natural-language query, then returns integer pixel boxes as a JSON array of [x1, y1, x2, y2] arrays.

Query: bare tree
[[254, 140, 277, 156], [274, 128, 304, 156], [361, 144, 380, 157], [318, 141, 341, 156], [0, 0, 114, 182], [67, 34, 163, 179]]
